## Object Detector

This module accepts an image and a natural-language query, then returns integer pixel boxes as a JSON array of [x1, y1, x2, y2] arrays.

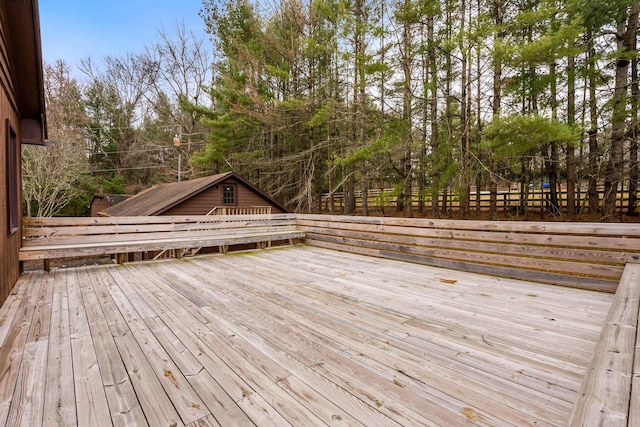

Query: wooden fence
[[320, 188, 639, 216]]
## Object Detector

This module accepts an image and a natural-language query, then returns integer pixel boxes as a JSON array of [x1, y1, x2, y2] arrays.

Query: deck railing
[[16, 213, 640, 426], [20, 213, 301, 269], [206, 206, 272, 216], [20, 213, 640, 293], [295, 213, 640, 293]]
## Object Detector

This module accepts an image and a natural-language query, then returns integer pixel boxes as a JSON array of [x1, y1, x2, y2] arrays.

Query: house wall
[[0, 36, 22, 303], [163, 177, 286, 215]]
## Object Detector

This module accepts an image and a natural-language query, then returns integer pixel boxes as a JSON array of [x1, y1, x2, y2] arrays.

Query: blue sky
[[39, 0, 211, 67]]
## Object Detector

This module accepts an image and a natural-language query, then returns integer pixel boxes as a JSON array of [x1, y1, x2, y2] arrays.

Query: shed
[[0, 0, 47, 304], [90, 193, 131, 217], [100, 171, 288, 217]]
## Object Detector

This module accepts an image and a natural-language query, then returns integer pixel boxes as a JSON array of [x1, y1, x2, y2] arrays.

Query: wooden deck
[[0, 246, 614, 426]]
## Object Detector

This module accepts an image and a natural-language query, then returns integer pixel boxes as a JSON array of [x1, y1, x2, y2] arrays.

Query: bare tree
[[22, 61, 90, 217], [80, 53, 160, 184], [146, 24, 212, 178]]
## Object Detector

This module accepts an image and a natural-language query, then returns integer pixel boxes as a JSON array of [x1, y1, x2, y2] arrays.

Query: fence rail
[[320, 188, 639, 215]]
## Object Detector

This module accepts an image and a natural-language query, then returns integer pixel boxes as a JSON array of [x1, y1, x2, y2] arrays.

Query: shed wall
[[90, 197, 110, 217], [162, 177, 286, 215]]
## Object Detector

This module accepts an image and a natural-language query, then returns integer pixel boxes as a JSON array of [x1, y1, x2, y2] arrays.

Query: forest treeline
[[26, 0, 640, 221]]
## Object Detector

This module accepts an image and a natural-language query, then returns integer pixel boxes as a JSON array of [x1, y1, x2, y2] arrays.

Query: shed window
[[223, 184, 236, 205], [6, 121, 18, 234]]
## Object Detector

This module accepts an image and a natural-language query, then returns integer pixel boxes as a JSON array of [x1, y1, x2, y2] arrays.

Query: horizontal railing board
[[297, 214, 640, 237], [19, 231, 305, 261], [304, 232, 624, 281], [22, 226, 300, 248], [296, 219, 640, 252], [22, 213, 296, 227], [22, 220, 298, 239], [304, 239, 618, 293], [299, 225, 640, 265]]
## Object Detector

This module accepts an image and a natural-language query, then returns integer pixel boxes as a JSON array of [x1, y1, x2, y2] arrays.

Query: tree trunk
[[603, 3, 640, 221], [401, 0, 413, 218], [587, 33, 600, 215], [428, 14, 440, 217], [344, 165, 356, 214], [459, 0, 470, 219], [476, 0, 482, 215], [519, 159, 530, 217], [630, 30, 639, 215], [566, 51, 577, 218], [419, 25, 428, 215], [490, 0, 504, 220], [547, 59, 560, 216], [547, 143, 560, 216], [361, 168, 369, 216]]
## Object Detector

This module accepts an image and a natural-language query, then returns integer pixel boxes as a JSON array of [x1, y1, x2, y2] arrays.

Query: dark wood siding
[[90, 196, 110, 217], [162, 177, 286, 215], [0, 33, 22, 303]]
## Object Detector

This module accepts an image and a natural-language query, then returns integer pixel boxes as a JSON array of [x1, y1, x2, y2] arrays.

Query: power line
[[87, 164, 172, 173], [83, 124, 209, 135], [88, 142, 206, 156]]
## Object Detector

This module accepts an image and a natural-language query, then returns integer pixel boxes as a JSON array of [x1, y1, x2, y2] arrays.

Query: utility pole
[[173, 132, 181, 182]]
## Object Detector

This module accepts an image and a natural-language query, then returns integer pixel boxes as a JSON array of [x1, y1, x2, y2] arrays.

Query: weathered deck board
[[91, 267, 187, 427], [1, 246, 617, 426], [0, 273, 44, 426], [567, 263, 640, 426], [5, 271, 53, 426], [67, 268, 113, 426], [79, 267, 148, 426], [43, 270, 76, 426], [199, 250, 581, 425]]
